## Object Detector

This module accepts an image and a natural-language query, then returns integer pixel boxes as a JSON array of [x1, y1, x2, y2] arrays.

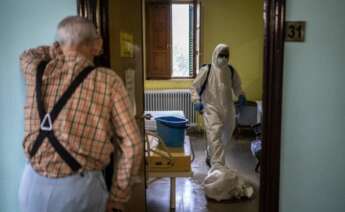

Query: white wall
[[0, 1, 76, 211], [280, 0, 345, 211]]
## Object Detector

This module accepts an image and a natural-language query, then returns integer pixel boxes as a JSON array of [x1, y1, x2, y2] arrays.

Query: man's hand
[[106, 199, 125, 212], [49, 42, 63, 59], [194, 101, 204, 113]]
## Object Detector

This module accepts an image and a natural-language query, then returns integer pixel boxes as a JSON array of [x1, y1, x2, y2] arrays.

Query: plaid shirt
[[20, 44, 143, 204]]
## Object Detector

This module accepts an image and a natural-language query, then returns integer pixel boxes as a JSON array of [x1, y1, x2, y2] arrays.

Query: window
[[146, 2, 199, 79], [172, 4, 192, 77]]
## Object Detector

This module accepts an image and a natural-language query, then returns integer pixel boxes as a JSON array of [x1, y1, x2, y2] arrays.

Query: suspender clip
[[40, 113, 53, 131]]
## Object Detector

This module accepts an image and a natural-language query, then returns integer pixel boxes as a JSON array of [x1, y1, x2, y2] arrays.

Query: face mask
[[217, 57, 228, 67]]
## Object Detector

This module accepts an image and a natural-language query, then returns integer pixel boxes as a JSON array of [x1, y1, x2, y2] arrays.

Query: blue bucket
[[155, 116, 188, 147]]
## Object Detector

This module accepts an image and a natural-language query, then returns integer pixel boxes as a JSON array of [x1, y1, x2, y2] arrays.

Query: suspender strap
[[228, 64, 234, 80], [36, 61, 49, 120], [198, 64, 211, 97], [30, 60, 95, 172], [49, 65, 95, 122], [46, 132, 82, 171], [35, 61, 95, 124]]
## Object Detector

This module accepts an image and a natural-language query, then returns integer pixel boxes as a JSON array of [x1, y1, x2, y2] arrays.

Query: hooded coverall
[[192, 44, 244, 167]]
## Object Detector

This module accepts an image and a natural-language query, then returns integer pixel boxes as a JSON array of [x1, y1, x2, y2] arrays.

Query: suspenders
[[29, 60, 95, 172]]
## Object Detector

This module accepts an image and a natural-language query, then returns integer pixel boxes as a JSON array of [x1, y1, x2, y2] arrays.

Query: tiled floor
[[147, 134, 260, 212]]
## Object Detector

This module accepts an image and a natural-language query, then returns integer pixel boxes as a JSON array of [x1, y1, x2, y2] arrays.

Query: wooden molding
[[260, 0, 286, 212]]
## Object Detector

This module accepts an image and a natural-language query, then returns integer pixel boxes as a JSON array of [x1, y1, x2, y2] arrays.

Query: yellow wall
[[145, 0, 264, 101], [201, 0, 264, 100]]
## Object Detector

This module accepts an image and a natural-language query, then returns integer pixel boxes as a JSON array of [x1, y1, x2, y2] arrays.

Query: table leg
[[170, 177, 176, 210]]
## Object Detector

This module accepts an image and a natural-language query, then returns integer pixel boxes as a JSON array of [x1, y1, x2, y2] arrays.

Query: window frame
[[170, 2, 195, 79], [146, 0, 199, 80]]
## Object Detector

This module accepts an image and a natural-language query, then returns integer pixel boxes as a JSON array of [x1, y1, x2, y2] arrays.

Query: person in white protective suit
[[192, 44, 253, 201], [191, 43, 246, 169]]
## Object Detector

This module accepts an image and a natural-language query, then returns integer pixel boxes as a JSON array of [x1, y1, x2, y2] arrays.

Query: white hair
[[55, 16, 97, 46]]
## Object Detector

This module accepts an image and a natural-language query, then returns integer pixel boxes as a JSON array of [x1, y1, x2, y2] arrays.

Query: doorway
[[77, 0, 285, 211], [144, 0, 263, 211]]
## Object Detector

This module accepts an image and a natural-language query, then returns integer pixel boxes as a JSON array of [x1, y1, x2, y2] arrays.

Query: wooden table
[[147, 136, 193, 210], [149, 171, 193, 210]]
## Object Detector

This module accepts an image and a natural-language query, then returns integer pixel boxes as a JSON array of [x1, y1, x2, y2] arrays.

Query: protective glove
[[238, 95, 246, 108], [194, 101, 204, 112]]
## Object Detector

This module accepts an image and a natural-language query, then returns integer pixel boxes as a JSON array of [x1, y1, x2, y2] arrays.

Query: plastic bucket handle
[[155, 117, 189, 128], [157, 121, 189, 129]]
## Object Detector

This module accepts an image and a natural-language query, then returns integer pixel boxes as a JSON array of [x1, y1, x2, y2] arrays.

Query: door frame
[[77, 0, 286, 211], [260, 0, 285, 212]]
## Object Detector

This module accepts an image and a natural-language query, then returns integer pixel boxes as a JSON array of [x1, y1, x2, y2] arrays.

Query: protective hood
[[212, 43, 229, 68], [191, 43, 243, 114]]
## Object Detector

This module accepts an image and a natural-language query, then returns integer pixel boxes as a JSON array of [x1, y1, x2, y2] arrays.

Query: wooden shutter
[[146, 3, 171, 79]]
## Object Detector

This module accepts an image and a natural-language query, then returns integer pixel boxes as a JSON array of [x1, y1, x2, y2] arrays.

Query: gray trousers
[[19, 164, 108, 212]]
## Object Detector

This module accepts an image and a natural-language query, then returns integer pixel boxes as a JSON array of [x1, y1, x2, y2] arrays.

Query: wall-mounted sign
[[285, 21, 306, 42], [120, 32, 134, 57]]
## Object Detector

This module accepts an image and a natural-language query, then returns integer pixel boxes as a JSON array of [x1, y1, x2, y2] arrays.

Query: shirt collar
[[57, 53, 94, 67]]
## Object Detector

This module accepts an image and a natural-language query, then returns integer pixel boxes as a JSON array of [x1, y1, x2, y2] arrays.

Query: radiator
[[144, 89, 197, 125]]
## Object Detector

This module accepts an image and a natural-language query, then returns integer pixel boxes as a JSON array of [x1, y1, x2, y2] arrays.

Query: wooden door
[[146, 3, 171, 79]]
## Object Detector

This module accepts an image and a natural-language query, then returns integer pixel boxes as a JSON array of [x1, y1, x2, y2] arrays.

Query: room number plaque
[[285, 21, 306, 42]]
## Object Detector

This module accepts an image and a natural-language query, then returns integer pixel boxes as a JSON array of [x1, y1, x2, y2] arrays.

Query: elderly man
[[18, 16, 142, 212]]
